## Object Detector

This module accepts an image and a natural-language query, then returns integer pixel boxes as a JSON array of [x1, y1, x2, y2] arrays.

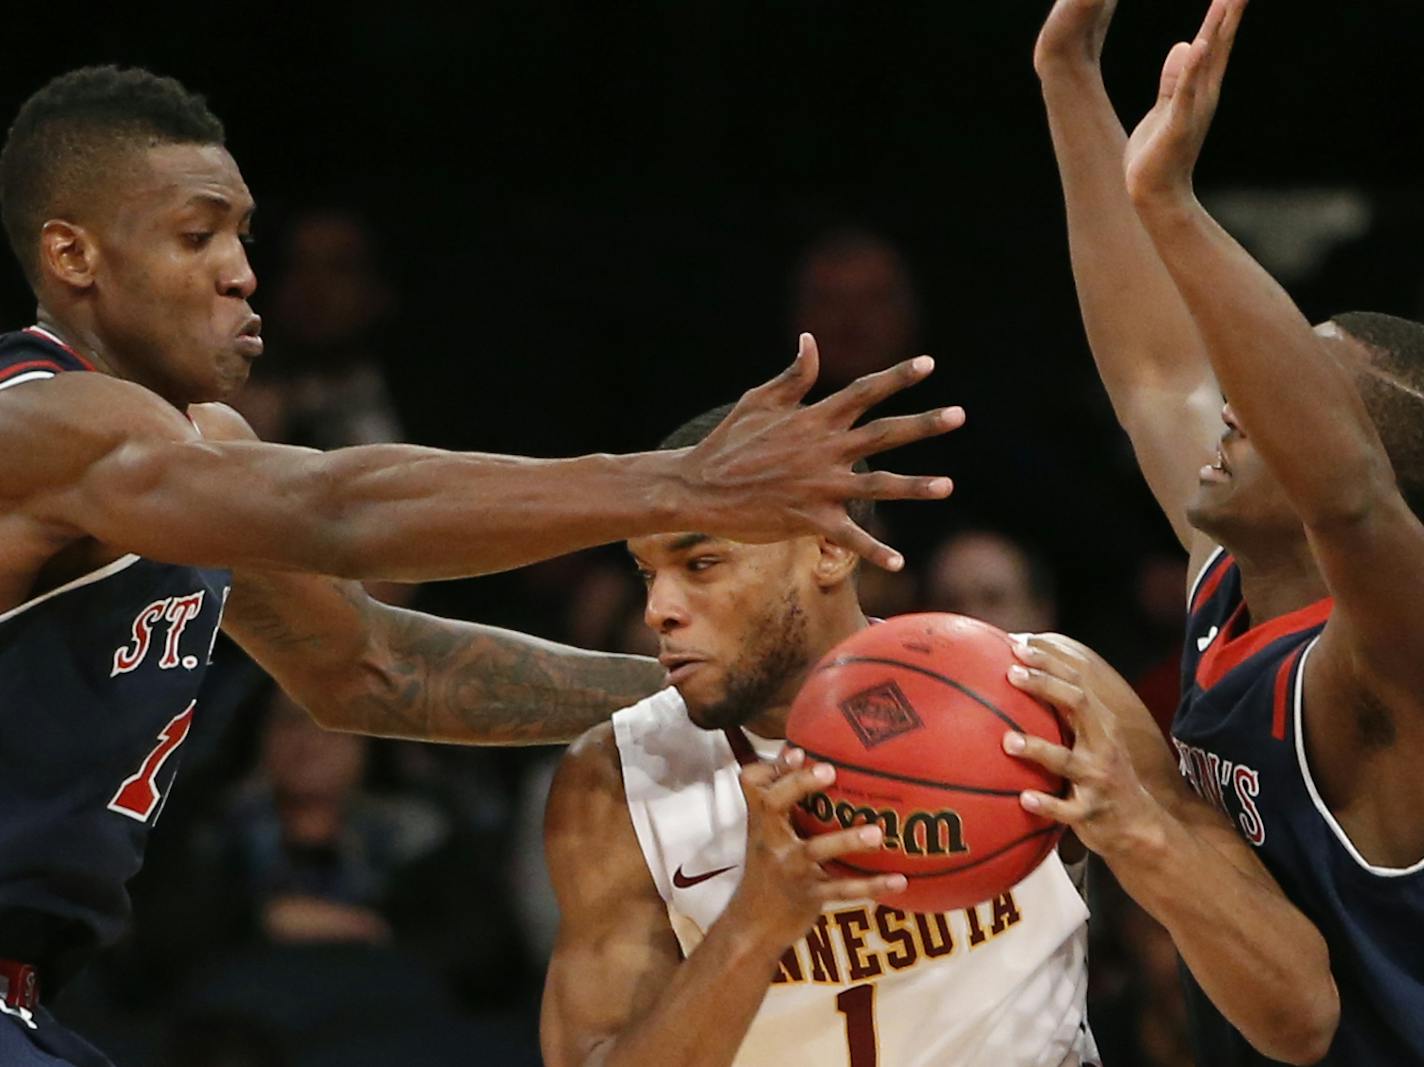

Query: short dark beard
[[691, 589, 810, 731]]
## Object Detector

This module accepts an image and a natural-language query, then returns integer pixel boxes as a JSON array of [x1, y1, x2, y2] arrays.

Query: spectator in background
[[922, 528, 1058, 634], [235, 206, 403, 448], [790, 227, 921, 390]]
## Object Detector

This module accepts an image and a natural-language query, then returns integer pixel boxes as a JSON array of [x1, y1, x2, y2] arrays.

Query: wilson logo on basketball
[[798, 790, 970, 857], [838, 680, 924, 748]]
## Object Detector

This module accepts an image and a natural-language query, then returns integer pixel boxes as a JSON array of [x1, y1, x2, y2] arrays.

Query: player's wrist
[[721, 893, 801, 960], [1035, 54, 1106, 92]]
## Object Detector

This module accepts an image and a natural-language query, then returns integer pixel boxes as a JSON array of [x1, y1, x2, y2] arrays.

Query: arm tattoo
[[348, 603, 668, 745], [227, 571, 665, 746]]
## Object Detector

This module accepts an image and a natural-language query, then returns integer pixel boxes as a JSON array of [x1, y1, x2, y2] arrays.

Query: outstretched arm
[[1036, 0, 1222, 559], [1006, 634, 1338, 1065], [7, 335, 959, 586], [224, 568, 664, 745], [1125, 0, 1424, 796]]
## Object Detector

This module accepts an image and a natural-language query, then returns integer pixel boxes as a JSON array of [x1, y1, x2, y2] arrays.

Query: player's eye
[[183, 232, 214, 249], [687, 557, 720, 574], [239, 231, 257, 248], [634, 568, 654, 585]]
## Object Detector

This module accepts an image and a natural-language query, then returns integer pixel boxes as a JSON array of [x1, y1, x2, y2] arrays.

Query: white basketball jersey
[[613, 688, 1098, 1067]]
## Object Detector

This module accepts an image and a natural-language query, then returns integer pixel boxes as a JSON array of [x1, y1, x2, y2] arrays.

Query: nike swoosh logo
[[1197, 625, 1220, 653], [672, 864, 736, 889]]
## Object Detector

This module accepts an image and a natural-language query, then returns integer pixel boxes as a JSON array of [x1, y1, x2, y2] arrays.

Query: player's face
[[1185, 400, 1300, 542], [628, 532, 818, 730], [1187, 324, 1363, 545], [90, 143, 260, 405]]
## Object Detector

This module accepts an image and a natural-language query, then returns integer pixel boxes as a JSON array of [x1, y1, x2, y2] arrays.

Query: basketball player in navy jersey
[[0, 67, 961, 1065], [1000, 0, 1424, 1063]]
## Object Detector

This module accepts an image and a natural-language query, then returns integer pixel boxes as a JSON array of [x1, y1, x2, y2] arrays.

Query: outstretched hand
[[1124, 0, 1248, 205], [1034, 0, 1119, 78], [683, 333, 963, 571]]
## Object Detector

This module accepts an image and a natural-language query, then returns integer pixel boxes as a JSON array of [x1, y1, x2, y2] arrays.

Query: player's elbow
[[1255, 975, 1338, 1065]]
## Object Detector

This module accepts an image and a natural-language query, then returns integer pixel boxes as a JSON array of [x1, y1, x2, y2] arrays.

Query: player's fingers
[[1002, 731, 1076, 778], [739, 760, 779, 791], [777, 745, 806, 773], [809, 355, 935, 427], [842, 469, 955, 503], [1020, 789, 1087, 825], [744, 333, 820, 408], [821, 515, 905, 573], [1007, 663, 1098, 736], [842, 407, 966, 459], [1010, 634, 1083, 688], [805, 824, 885, 863], [762, 762, 836, 812], [818, 873, 909, 903], [1158, 41, 1194, 104]]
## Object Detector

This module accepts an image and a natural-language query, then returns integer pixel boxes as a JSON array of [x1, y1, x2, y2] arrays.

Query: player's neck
[[34, 306, 122, 379], [1231, 537, 1330, 624], [742, 605, 871, 740]]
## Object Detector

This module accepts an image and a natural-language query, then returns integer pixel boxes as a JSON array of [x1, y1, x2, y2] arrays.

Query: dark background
[[7, 3, 1424, 1066]]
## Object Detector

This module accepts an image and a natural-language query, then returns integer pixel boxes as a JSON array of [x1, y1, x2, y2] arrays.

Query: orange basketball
[[786, 612, 1067, 913]]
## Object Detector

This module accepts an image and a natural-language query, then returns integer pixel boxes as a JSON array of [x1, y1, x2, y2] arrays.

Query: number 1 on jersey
[[836, 983, 878, 1067], [108, 701, 195, 823]]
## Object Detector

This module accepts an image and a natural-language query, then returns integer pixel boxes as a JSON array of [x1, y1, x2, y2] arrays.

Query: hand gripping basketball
[[724, 758, 908, 948], [680, 333, 962, 572], [1004, 634, 1168, 863]]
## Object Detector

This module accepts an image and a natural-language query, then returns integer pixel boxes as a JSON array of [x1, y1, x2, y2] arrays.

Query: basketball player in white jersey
[[541, 404, 1099, 1067]]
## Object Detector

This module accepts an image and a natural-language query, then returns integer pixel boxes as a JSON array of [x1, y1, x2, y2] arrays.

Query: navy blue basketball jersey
[[0, 326, 230, 986], [1173, 547, 1424, 1065]]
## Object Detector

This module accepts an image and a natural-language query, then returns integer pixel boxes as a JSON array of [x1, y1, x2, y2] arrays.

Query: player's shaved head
[[0, 65, 225, 288], [1328, 311, 1424, 521]]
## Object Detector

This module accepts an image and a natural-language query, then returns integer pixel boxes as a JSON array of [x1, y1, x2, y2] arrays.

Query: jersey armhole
[[611, 707, 676, 905]]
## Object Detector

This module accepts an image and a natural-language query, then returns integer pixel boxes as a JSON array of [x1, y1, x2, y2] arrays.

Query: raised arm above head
[[1125, 0, 1424, 851], [1036, 0, 1223, 561]]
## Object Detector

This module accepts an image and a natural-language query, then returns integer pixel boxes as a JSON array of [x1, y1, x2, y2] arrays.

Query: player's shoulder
[[188, 401, 259, 443], [0, 369, 194, 446]]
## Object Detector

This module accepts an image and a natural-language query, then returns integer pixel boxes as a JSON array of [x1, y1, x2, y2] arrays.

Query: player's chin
[[681, 683, 735, 731]]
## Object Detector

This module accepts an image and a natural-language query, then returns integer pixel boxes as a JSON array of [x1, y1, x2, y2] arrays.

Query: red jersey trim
[[1195, 594, 1332, 693], [1271, 644, 1306, 741], [0, 358, 64, 383], [22, 325, 97, 371], [1189, 548, 1232, 616]]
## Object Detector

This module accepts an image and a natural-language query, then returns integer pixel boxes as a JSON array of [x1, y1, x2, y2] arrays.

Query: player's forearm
[[1041, 68, 1216, 404], [1134, 196, 1393, 525], [1107, 809, 1339, 1064], [316, 446, 689, 581], [587, 917, 786, 1067], [323, 602, 667, 746], [225, 572, 665, 746]]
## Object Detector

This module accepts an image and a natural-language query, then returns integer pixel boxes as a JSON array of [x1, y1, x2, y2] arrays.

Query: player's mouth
[[1199, 445, 1231, 484], [234, 315, 264, 359], [659, 652, 708, 687]]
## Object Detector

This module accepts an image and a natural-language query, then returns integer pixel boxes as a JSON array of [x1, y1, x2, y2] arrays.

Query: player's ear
[[39, 220, 100, 292], [813, 536, 860, 588]]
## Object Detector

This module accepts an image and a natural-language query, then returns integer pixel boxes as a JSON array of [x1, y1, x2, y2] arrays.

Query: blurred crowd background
[[6, 3, 1424, 1065]]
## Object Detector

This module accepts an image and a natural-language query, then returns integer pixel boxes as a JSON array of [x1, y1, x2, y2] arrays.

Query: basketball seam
[[829, 824, 1060, 880], [796, 745, 1025, 797], [818, 654, 1027, 732]]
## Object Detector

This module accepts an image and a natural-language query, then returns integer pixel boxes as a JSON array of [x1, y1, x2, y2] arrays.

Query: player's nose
[[644, 576, 689, 634], [221, 242, 258, 300], [1222, 401, 1243, 433]]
